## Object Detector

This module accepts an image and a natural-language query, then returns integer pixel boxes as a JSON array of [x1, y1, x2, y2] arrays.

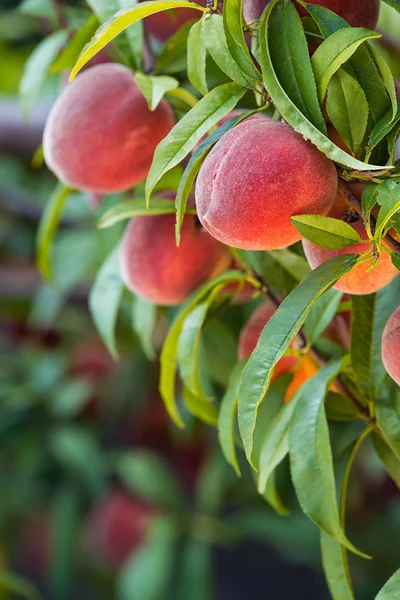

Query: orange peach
[[43, 64, 175, 193]]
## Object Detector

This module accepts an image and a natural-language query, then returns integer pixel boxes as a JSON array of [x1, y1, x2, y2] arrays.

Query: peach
[[120, 201, 231, 305], [302, 219, 398, 295], [144, 2, 206, 42], [195, 119, 338, 250], [238, 303, 299, 378], [243, 0, 380, 28], [382, 306, 400, 386], [43, 64, 175, 193], [84, 489, 154, 568]]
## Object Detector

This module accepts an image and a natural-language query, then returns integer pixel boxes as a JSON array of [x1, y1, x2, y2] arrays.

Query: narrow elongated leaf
[[373, 434, 400, 488], [118, 517, 178, 600], [366, 104, 400, 157], [241, 248, 310, 295], [0, 571, 41, 600], [132, 296, 157, 360], [291, 215, 362, 249], [36, 185, 72, 280], [202, 14, 251, 88], [326, 69, 369, 155], [160, 270, 246, 427], [145, 82, 246, 203], [259, 1, 384, 171], [89, 246, 124, 360], [98, 197, 196, 229], [218, 362, 245, 477], [20, 30, 68, 117], [321, 532, 355, 600], [238, 254, 357, 463], [376, 379, 400, 461], [51, 14, 100, 72], [351, 278, 400, 400], [135, 73, 179, 110], [117, 451, 183, 508], [375, 568, 400, 600], [175, 539, 213, 600], [70, 1, 207, 79], [289, 360, 366, 555], [187, 20, 208, 96], [183, 386, 218, 427], [304, 288, 343, 347], [374, 181, 400, 247], [368, 44, 397, 121], [311, 27, 381, 102], [382, 0, 400, 11], [268, 0, 326, 133], [392, 253, 400, 271], [223, 0, 261, 85]]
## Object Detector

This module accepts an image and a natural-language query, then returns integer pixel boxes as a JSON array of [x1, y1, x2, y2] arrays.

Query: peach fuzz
[[43, 64, 175, 193], [243, 0, 380, 28], [120, 203, 231, 306], [195, 119, 338, 251], [238, 303, 299, 379], [382, 306, 400, 386], [144, 2, 206, 42], [302, 219, 398, 295]]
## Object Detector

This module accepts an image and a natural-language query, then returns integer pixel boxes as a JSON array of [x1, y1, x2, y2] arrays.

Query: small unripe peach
[[238, 303, 299, 378], [303, 220, 398, 295], [195, 119, 337, 251], [120, 202, 231, 305], [382, 306, 400, 386], [43, 64, 175, 193]]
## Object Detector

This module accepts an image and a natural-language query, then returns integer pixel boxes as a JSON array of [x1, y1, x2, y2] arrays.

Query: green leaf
[[71, 1, 207, 78], [155, 19, 196, 75], [187, 19, 208, 96], [223, 0, 262, 86], [392, 253, 400, 271], [320, 522, 355, 600], [202, 14, 251, 88], [366, 103, 400, 157], [117, 450, 183, 508], [291, 215, 362, 249], [0, 571, 41, 600], [88, 0, 144, 69], [259, 1, 384, 171], [218, 362, 245, 477], [289, 360, 366, 555], [304, 288, 343, 347], [382, 0, 400, 11], [361, 182, 380, 223], [51, 14, 100, 73], [135, 73, 179, 110], [118, 517, 178, 600], [373, 433, 400, 488], [376, 378, 400, 462], [368, 44, 397, 121], [311, 27, 381, 103], [98, 197, 196, 229], [374, 181, 400, 247], [238, 254, 357, 464], [160, 270, 246, 427], [268, 0, 326, 133], [183, 386, 219, 427], [89, 245, 124, 360], [375, 568, 400, 600], [175, 540, 213, 600], [145, 82, 246, 203], [132, 296, 157, 360], [326, 392, 358, 421], [257, 387, 298, 495], [175, 109, 263, 244], [36, 184, 72, 280], [241, 248, 310, 295], [20, 29, 68, 118], [326, 69, 369, 155], [19, 0, 57, 20]]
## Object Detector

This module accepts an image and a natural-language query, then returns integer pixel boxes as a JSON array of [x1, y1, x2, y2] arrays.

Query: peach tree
[[21, 0, 400, 597]]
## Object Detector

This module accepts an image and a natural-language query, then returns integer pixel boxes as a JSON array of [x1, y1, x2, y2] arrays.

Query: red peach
[[195, 119, 338, 250], [144, 2, 206, 42], [382, 306, 400, 386], [43, 64, 175, 193]]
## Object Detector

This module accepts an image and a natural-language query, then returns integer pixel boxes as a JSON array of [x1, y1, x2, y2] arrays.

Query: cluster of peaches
[[42, 0, 400, 391]]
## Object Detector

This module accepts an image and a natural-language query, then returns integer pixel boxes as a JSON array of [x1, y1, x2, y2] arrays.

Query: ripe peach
[[145, 2, 206, 42], [195, 119, 337, 250], [382, 306, 400, 386], [238, 303, 299, 378], [302, 219, 398, 295], [243, 0, 380, 28], [120, 201, 231, 305], [43, 64, 175, 193], [84, 489, 154, 569]]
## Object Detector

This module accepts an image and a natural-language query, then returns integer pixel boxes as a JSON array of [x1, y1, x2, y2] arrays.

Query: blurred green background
[[1, 1, 400, 598]]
